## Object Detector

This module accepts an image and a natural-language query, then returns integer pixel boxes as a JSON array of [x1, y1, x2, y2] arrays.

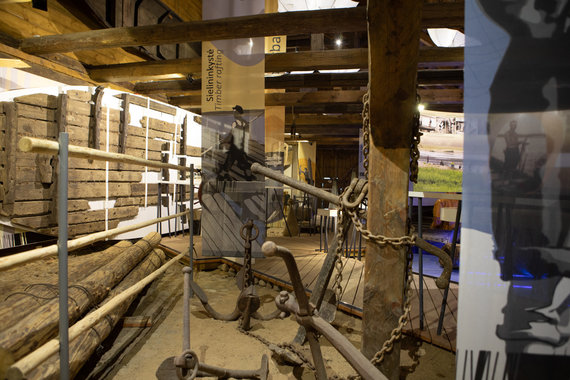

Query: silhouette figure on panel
[[478, 0, 570, 378]]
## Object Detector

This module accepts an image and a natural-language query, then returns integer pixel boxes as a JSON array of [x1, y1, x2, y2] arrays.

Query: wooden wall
[[0, 89, 191, 237], [315, 147, 359, 191]]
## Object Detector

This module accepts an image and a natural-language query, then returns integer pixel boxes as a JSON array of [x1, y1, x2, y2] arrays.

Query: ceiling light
[[427, 28, 465, 47]]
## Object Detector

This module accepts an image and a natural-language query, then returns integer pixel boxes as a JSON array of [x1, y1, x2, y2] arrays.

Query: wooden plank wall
[[315, 148, 359, 190], [0, 89, 190, 237]]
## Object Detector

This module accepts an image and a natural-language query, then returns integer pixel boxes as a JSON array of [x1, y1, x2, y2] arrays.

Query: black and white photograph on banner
[[459, 0, 570, 378], [200, 108, 266, 257]]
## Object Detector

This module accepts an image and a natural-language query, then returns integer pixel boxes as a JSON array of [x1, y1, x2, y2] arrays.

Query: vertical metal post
[[418, 197, 424, 330], [189, 164, 194, 297], [437, 200, 462, 335], [182, 267, 191, 351], [57, 132, 70, 380], [319, 214, 323, 252], [357, 231, 362, 261]]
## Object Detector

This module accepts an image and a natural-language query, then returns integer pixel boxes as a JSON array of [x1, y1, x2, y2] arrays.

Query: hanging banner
[[298, 141, 316, 186], [200, 0, 266, 257], [265, 105, 286, 224], [458, 0, 570, 378]]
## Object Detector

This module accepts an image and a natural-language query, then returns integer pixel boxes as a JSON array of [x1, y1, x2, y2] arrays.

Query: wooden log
[[0, 241, 133, 334], [0, 232, 161, 361], [363, 1, 421, 379], [0, 210, 187, 271], [23, 249, 167, 380], [18, 137, 190, 172], [6, 251, 185, 380]]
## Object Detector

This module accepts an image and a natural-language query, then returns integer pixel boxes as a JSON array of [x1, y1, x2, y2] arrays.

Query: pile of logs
[[0, 232, 171, 379]]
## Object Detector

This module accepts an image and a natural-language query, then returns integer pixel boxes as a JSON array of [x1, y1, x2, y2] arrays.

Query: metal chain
[[244, 242, 252, 287], [346, 207, 416, 248], [337, 92, 419, 366], [330, 198, 347, 304], [370, 246, 414, 365], [409, 93, 423, 183], [237, 326, 316, 371], [361, 89, 370, 180]]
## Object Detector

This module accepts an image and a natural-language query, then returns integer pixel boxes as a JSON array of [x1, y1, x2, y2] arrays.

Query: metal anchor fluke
[[191, 221, 286, 329]]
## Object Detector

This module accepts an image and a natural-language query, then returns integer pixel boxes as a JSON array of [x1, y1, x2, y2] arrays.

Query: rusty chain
[[327, 88, 421, 368], [240, 221, 258, 288], [361, 89, 370, 180], [370, 246, 414, 365], [237, 326, 316, 371], [330, 202, 347, 304], [410, 93, 423, 183]]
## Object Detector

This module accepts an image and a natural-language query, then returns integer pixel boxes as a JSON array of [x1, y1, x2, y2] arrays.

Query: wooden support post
[[118, 93, 130, 155], [48, 94, 68, 224], [179, 116, 187, 224], [2, 103, 17, 215], [88, 87, 103, 150], [362, 2, 421, 379]]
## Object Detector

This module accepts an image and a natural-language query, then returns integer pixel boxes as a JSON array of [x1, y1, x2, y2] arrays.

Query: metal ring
[[175, 349, 199, 380], [341, 179, 368, 209], [240, 221, 260, 241]]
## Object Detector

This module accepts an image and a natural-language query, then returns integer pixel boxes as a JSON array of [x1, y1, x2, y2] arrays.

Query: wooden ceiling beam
[[285, 104, 364, 114], [21, 8, 367, 55], [285, 136, 360, 145], [133, 80, 200, 95], [266, 90, 366, 107], [285, 113, 362, 126], [134, 68, 463, 96], [92, 47, 462, 83], [286, 125, 360, 136], [89, 58, 201, 82], [20, 3, 463, 55], [170, 88, 462, 108]]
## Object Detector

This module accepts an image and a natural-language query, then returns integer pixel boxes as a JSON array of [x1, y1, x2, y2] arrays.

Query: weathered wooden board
[[14, 94, 58, 109], [12, 200, 89, 217], [16, 103, 56, 121]]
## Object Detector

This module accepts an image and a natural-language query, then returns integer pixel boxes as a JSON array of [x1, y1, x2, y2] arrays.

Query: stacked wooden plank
[[0, 90, 188, 237]]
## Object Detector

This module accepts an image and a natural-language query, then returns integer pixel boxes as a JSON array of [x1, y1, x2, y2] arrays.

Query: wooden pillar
[[362, 1, 421, 379]]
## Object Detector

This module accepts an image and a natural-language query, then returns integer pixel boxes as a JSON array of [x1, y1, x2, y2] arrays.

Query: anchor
[[190, 220, 285, 330], [157, 266, 270, 380], [261, 241, 389, 380]]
